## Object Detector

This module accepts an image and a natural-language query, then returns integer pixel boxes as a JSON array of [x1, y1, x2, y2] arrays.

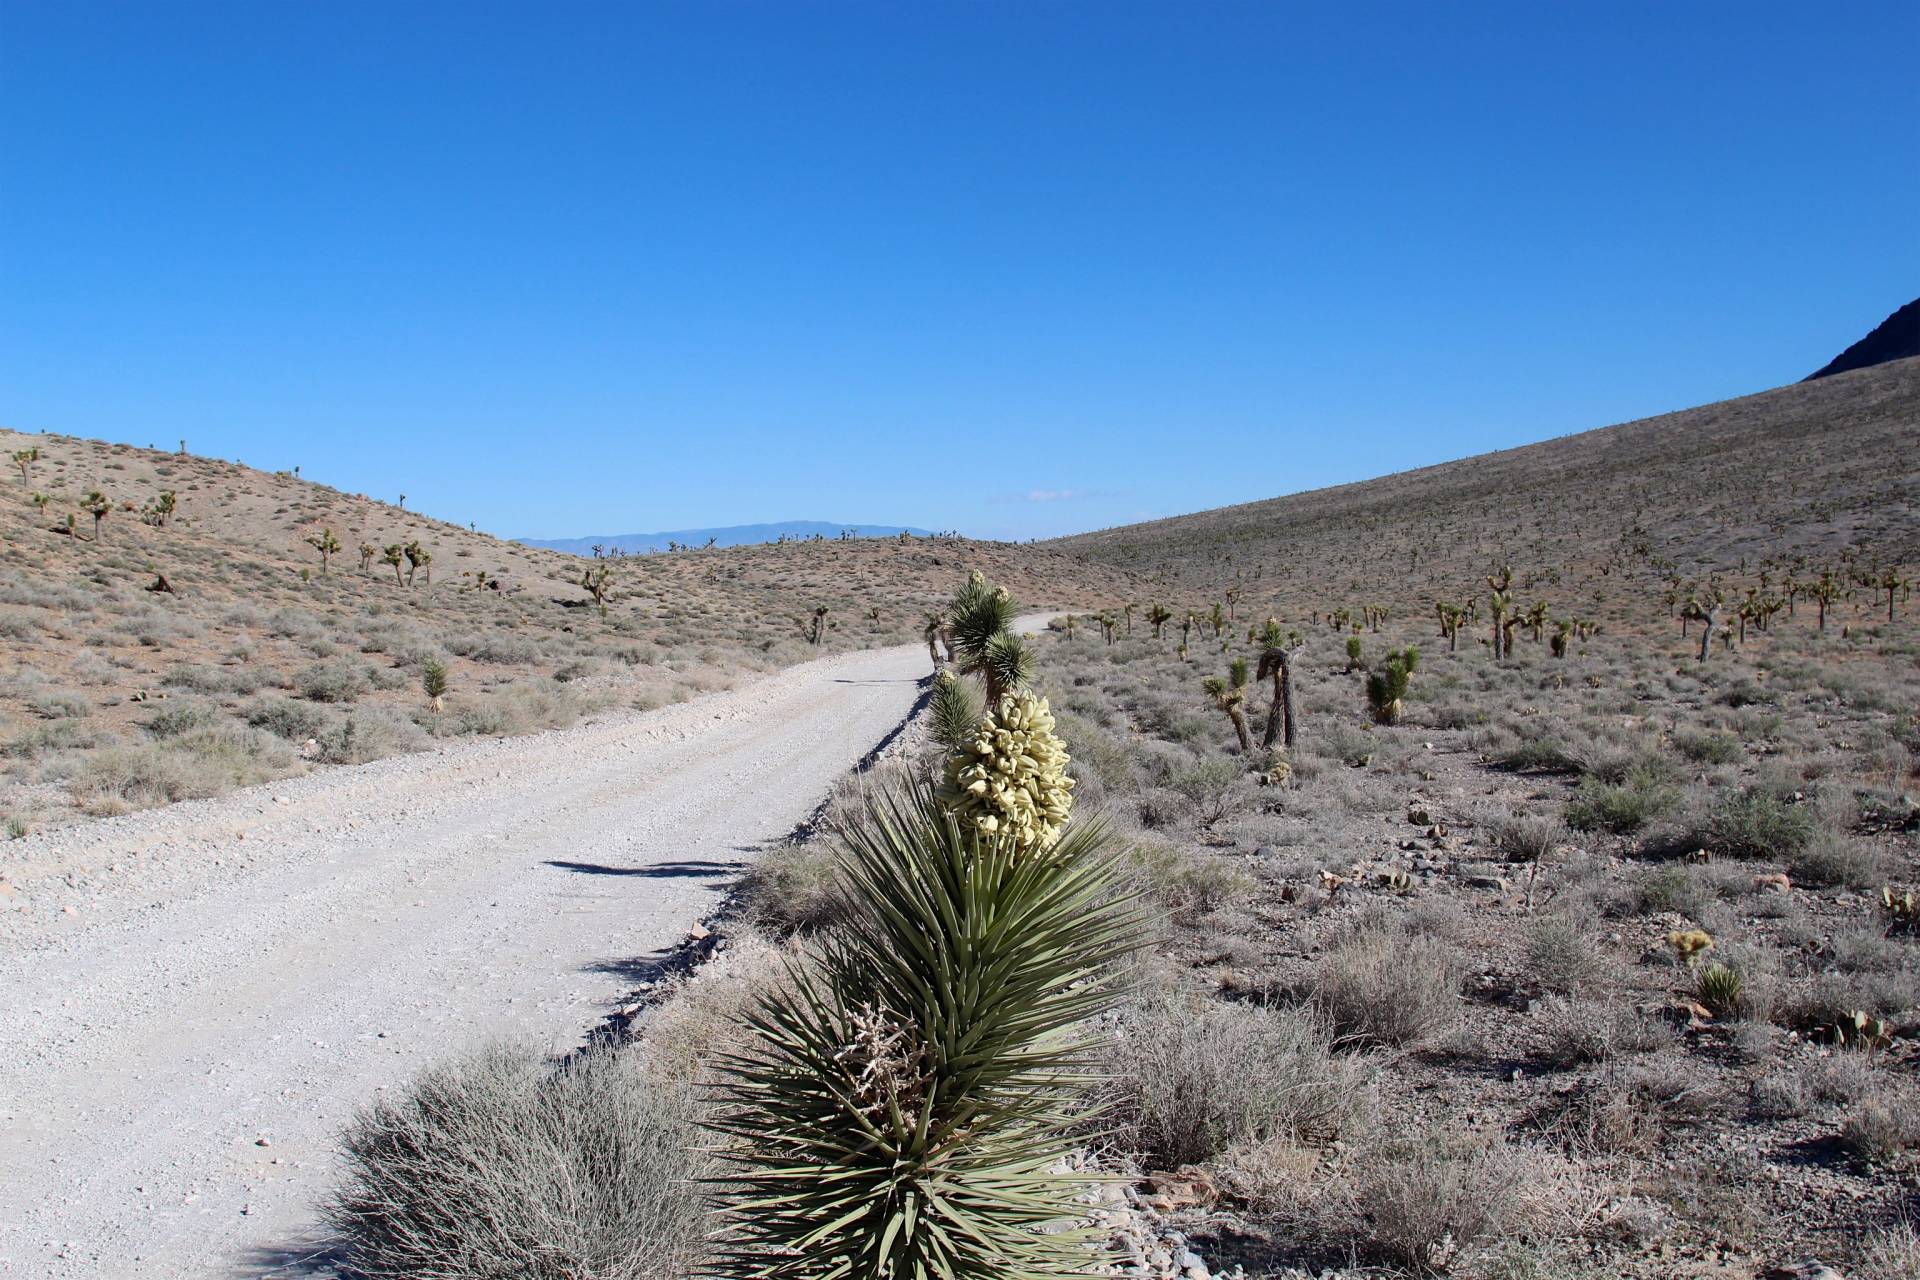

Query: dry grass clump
[[1103, 991, 1373, 1167], [326, 1042, 713, 1280], [1312, 910, 1462, 1048]]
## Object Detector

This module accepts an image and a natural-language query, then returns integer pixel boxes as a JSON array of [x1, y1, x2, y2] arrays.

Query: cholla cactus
[[937, 688, 1074, 852]]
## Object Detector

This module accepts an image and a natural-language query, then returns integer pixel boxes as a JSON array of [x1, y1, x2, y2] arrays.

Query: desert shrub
[[1673, 730, 1741, 765], [1533, 996, 1669, 1067], [5, 719, 108, 758], [1525, 914, 1609, 995], [1860, 1220, 1920, 1280], [297, 659, 369, 704], [1166, 758, 1254, 828], [1703, 781, 1823, 859], [1564, 767, 1678, 834], [64, 726, 296, 813], [1488, 812, 1565, 864], [1104, 992, 1373, 1167], [26, 688, 90, 719], [315, 710, 430, 765], [246, 695, 332, 742], [1786, 831, 1883, 888], [1839, 1086, 1919, 1164], [1350, 1130, 1529, 1276], [326, 1042, 712, 1280], [737, 841, 847, 934], [447, 631, 541, 665], [161, 663, 232, 694], [1313, 911, 1461, 1047], [1321, 723, 1376, 768], [447, 684, 582, 738], [144, 697, 219, 739]]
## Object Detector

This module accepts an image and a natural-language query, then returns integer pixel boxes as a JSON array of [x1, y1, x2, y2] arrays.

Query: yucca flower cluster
[[939, 688, 1075, 851]]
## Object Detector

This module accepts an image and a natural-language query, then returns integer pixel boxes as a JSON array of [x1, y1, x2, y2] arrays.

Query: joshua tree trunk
[[1262, 653, 1295, 751], [1227, 706, 1252, 755], [1698, 606, 1719, 662]]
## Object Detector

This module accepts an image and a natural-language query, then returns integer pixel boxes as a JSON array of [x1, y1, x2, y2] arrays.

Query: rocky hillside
[[1050, 357, 1920, 633], [0, 430, 1139, 832]]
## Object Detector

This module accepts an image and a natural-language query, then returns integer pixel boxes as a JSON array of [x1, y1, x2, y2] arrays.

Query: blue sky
[[4, 3, 1915, 541]]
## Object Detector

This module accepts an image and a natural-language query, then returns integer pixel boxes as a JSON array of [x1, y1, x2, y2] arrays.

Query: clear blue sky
[[4, 3, 1915, 541]]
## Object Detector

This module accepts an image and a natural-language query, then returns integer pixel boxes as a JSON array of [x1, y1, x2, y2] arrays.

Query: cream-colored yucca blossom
[[939, 688, 1075, 851]]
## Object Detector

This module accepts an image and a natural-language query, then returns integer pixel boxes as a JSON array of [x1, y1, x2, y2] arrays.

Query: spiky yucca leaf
[[928, 670, 982, 756], [708, 780, 1143, 1279]]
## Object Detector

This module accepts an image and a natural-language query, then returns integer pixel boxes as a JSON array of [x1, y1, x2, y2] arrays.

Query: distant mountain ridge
[[1807, 295, 1920, 380], [519, 520, 937, 556]]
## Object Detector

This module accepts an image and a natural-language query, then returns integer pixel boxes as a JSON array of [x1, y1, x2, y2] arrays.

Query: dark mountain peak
[[1806, 295, 1920, 380]]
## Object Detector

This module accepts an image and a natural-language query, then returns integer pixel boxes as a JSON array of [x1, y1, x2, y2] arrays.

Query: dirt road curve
[[0, 637, 949, 1278]]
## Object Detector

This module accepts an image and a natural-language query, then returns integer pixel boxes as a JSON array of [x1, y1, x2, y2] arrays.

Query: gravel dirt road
[[0, 634, 967, 1277]]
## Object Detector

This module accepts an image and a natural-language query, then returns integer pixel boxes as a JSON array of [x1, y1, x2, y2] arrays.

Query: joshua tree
[[1365, 646, 1418, 725], [1486, 565, 1514, 660], [403, 540, 430, 586], [1224, 588, 1241, 622], [808, 604, 830, 646], [1877, 566, 1905, 622], [1122, 603, 1134, 635], [1180, 611, 1196, 653], [1202, 657, 1254, 754], [1208, 601, 1225, 638], [1146, 604, 1173, 640], [81, 490, 110, 541], [30, 492, 50, 515], [1524, 602, 1550, 642], [397, 494, 407, 510], [946, 570, 1031, 706], [1682, 592, 1723, 662], [306, 527, 341, 574], [381, 543, 405, 586], [581, 562, 612, 615], [1550, 620, 1572, 658], [1435, 602, 1466, 652], [921, 610, 947, 669], [421, 657, 448, 714], [1097, 611, 1117, 645], [1256, 619, 1300, 750], [1345, 635, 1364, 672], [143, 491, 177, 526], [1812, 569, 1839, 631], [11, 447, 38, 485], [358, 542, 376, 574]]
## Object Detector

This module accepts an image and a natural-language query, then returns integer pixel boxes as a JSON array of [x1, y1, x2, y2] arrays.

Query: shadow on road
[[241, 1239, 348, 1278], [543, 858, 743, 878]]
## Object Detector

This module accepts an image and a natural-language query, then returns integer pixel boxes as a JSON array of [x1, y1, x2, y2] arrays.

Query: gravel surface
[[0, 635, 960, 1278]]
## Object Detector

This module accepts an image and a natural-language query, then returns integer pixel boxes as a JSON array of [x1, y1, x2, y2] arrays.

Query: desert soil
[[0, 632, 980, 1278]]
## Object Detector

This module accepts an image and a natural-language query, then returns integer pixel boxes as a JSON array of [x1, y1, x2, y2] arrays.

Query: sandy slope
[[0, 636, 953, 1278]]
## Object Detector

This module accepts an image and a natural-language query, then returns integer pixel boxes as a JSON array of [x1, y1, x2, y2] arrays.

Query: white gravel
[[0, 636, 955, 1278]]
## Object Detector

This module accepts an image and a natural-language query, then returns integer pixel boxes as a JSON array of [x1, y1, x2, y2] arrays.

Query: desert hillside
[[0, 430, 1139, 833], [1051, 357, 1920, 631]]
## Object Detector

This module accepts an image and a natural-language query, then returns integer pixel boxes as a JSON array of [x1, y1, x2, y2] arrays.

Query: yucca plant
[[947, 571, 1031, 705], [421, 658, 449, 714], [1364, 646, 1418, 725], [1696, 962, 1744, 1019], [1344, 635, 1364, 672], [382, 543, 406, 586], [707, 770, 1142, 1278], [1202, 657, 1253, 754], [927, 668, 982, 755]]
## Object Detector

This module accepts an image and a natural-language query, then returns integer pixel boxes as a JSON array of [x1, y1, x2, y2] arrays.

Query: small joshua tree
[[1365, 646, 1418, 725], [1146, 603, 1172, 640], [1877, 566, 1905, 622], [403, 540, 430, 587], [382, 543, 405, 586], [1812, 569, 1839, 631], [12, 447, 39, 485], [143, 490, 177, 526], [580, 562, 612, 616], [808, 604, 830, 646], [922, 609, 947, 669], [1550, 619, 1572, 658], [1098, 611, 1117, 645], [30, 492, 50, 515], [1180, 610, 1196, 654], [1209, 601, 1225, 638], [1122, 602, 1134, 635], [420, 657, 448, 714], [1487, 564, 1514, 660], [1345, 635, 1364, 672], [358, 542, 376, 573], [1257, 619, 1301, 750], [1435, 601, 1466, 652], [81, 490, 110, 541], [1203, 657, 1254, 754], [306, 526, 341, 574], [1524, 601, 1550, 642]]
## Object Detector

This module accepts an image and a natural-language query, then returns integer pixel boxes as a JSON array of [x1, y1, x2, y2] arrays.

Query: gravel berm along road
[[0, 624, 1045, 1278]]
